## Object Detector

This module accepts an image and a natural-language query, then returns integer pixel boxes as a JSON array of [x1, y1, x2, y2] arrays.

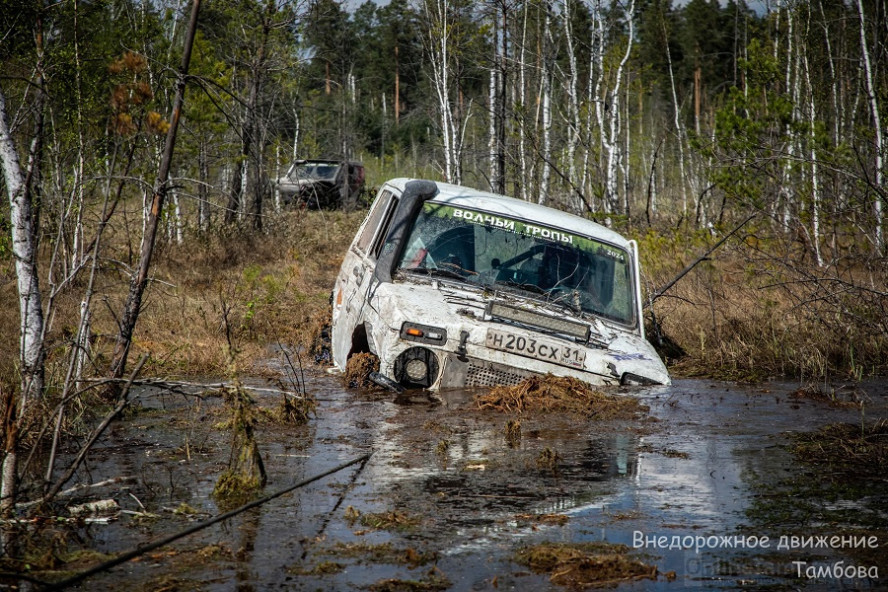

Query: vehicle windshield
[[289, 162, 340, 181], [395, 202, 636, 325]]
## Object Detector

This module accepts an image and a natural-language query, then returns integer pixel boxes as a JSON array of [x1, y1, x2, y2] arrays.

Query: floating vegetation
[[288, 560, 346, 575], [514, 542, 660, 588], [345, 352, 380, 388], [515, 513, 570, 526], [343, 504, 362, 524], [326, 542, 436, 567], [367, 568, 451, 592], [359, 510, 422, 532], [536, 447, 560, 473], [476, 375, 646, 419], [788, 383, 866, 408], [660, 448, 690, 459], [277, 392, 317, 425], [434, 439, 450, 458], [422, 419, 455, 435], [504, 419, 521, 447], [790, 420, 888, 481]]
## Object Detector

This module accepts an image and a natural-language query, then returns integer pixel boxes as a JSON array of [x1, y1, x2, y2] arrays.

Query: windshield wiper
[[404, 267, 469, 282], [494, 279, 548, 295]]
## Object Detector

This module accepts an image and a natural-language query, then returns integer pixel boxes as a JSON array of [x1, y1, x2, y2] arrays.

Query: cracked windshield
[[395, 203, 635, 325]]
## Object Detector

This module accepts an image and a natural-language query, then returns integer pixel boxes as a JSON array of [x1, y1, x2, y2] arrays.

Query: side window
[[370, 193, 398, 259], [355, 190, 394, 254]]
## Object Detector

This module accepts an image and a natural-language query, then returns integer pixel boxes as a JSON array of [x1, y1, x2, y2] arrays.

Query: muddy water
[[22, 375, 888, 591]]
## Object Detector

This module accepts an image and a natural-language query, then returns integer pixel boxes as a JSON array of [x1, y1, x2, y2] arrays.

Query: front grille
[[466, 363, 531, 388], [485, 301, 590, 341]]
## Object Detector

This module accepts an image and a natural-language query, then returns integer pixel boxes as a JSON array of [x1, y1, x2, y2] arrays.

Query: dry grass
[[636, 227, 888, 381], [7, 209, 366, 391], [344, 352, 380, 388], [476, 375, 647, 419], [357, 510, 422, 532]]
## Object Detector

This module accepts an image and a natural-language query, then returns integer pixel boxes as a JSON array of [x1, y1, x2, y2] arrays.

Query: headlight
[[394, 347, 440, 388], [400, 322, 447, 344]]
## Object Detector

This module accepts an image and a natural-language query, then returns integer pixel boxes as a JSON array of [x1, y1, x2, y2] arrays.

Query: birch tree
[[538, 0, 554, 204], [0, 85, 46, 514], [562, 0, 582, 211], [855, 0, 884, 251], [602, 0, 636, 215], [422, 0, 468, 184]]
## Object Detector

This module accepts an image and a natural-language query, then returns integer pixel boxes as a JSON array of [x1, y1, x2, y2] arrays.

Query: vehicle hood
[[366, 277, 670, 386]]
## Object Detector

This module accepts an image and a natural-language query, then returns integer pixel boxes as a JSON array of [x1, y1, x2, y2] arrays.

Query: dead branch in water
[[36, 452, 373, 591], [40, 355, 148, 505]]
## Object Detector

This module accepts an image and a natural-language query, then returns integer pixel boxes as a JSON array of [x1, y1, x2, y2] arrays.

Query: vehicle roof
[[382, 178, 630, 248], [294, 159, 363, 166]]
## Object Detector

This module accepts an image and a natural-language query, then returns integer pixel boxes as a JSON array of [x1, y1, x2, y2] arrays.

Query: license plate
[[485, 328, 586, 369]]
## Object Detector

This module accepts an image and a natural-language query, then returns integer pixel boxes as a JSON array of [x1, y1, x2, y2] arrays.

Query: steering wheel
[[548, 286, 604, 312]]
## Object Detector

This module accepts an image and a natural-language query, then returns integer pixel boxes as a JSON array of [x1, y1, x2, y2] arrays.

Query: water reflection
[[11, 376, 885, 591]]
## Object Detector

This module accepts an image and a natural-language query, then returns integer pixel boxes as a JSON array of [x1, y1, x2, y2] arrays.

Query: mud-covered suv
[[276, 159, 364, 209], [331, 179, 670, 391]]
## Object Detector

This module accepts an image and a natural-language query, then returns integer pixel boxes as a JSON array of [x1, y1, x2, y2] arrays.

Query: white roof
[[382, 178, 631, 249]]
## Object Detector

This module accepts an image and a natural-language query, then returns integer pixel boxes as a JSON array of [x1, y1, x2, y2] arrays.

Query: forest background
[[0, 0, 886, 512]]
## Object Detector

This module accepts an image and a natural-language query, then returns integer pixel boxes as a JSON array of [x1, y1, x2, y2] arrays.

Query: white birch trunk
[[816, 0, 840, 146], [538, 1, 553, 204], [425, 0, 462, 184], [802, 40, 823, 266], [518, 3, 529, 201], [562, 0, 581, 211], [663, 18, 688, 218], [782, 5, 798, 232], [488, 64, 497, 189], [0, 86, 46, 514], [603, 0, 634, 215], [173, 189, 184, 244], [0, 90, 45, 403], [856, 0, 884, 250]]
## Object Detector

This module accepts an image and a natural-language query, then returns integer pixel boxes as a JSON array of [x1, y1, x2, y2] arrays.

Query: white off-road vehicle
[[331, 179, 670, 391]]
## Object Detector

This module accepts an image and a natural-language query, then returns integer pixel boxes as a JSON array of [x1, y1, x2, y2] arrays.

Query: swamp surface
[[4, 369, 888, 591]]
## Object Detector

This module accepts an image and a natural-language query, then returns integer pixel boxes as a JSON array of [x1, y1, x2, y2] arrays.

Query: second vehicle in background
[[276, 159, 365, 209]]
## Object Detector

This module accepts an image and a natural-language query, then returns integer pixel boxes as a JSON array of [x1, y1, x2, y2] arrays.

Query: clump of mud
[[790, 420, 888, 480], [345, 352, 380, 388], [476, 375, 646, 419], [515, 542, 661, 588]]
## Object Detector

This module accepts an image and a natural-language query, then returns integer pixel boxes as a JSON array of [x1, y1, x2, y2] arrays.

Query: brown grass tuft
[[476, 375, 646, 419], [515, 541, 659, 587], [345, 352, 380, 389]]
